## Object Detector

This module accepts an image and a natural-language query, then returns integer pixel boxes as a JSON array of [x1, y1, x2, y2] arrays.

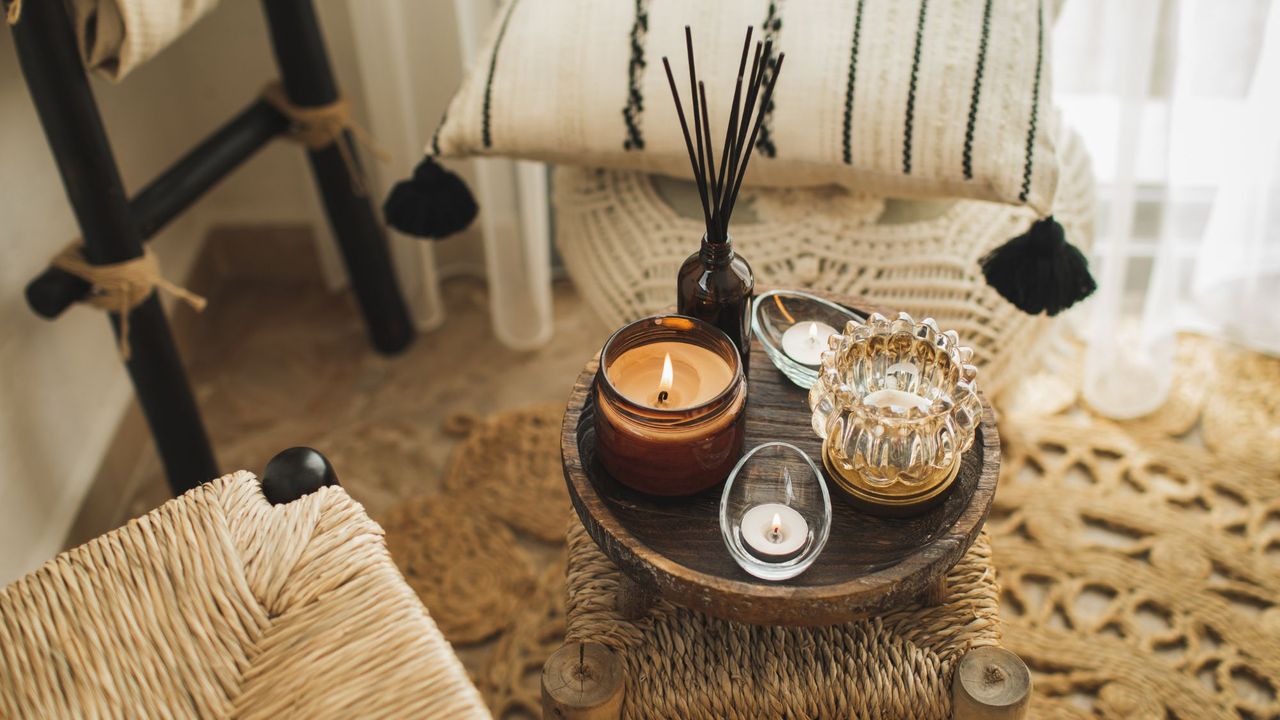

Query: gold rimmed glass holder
[[808, 312, 981, 516]]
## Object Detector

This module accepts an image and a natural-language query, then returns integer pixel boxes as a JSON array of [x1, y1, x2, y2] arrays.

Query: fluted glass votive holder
[[752, 290, 865, 389], [809, 312, 982, 515], [719, 442, 831, 581]]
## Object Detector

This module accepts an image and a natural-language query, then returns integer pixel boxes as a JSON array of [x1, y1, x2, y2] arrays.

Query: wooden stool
[[544, 520, 1030, 719], [546, 289, 1030, 717]]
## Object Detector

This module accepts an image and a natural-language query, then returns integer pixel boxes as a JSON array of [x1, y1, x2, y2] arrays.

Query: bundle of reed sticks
[[663, 27, 785, 245]]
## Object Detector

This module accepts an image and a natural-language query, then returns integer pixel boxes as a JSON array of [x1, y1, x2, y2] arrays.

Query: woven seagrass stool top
[[564, 520, 1001, 720]]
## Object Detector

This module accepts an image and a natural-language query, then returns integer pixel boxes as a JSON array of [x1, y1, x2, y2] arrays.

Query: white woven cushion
[[434, 0, 1059, 213]]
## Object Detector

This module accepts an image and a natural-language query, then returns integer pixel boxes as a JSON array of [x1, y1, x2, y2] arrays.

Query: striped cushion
[[432, 0, 1059, 213]]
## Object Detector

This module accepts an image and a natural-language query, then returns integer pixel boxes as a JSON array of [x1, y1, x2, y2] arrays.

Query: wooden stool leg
[[260, 0, 415, 356], [951, 646, 1031, 719], [614, 575, 658, 620], [9, 0, 218, 495], [542, 642, 625, 720]]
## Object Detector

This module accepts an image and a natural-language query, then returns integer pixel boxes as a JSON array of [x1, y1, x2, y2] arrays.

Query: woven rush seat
[[0, 472, 490, 719], [564, 521, 1002, 720], [554, 128, 1095, 399]]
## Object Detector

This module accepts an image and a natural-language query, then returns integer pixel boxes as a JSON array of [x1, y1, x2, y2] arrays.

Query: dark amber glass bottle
[[677, 235, 755, 373]]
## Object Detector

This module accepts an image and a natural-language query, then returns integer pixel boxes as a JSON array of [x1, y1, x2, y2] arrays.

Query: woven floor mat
[[440, 406, 572, 543], [993, 335, 1280, 719], [378, 335, 1278, 719]]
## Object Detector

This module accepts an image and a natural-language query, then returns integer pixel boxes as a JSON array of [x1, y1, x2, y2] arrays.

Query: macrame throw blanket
[[553, 127, 1095, 399]]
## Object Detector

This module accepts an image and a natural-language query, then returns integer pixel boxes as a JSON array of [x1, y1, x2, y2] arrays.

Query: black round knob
[[261, 447, 338, 504]]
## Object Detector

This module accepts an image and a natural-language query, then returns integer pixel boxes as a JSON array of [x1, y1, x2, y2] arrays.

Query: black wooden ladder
[[6, 0, 414, 495]]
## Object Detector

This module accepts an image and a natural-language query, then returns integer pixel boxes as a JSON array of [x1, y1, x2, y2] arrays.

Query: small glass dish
[[752, 290, 865, 389], [719, 442, 831, 581], [809, 312, 981, 513]]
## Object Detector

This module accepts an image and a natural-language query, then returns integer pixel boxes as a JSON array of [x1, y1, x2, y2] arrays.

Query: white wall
[[0, 0, 391, 584]]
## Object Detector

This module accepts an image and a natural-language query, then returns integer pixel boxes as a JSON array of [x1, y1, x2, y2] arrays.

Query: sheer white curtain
[[1055, 0, 1280, 417], [344, 0, 554, 350]]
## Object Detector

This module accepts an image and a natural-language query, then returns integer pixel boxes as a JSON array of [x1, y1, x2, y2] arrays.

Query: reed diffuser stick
[[725, 52, 785, 223], [715, 28, 752, 215], [723, 42, 765, 222], [664, 27, 785, 245], [661, 58, 712, 234]]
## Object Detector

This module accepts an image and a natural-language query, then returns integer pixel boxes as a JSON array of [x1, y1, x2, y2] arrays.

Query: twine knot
[[52, 243, 206, 360], [261, 81, 387, 196]]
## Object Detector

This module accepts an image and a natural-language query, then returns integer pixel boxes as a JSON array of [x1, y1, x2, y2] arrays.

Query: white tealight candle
[[740, 503, 808, 561], [780, 321, 838, 366], [863, 388, 933, 414]]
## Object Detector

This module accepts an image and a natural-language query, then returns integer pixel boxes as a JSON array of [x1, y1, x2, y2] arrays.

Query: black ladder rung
[[25, 98, 290, 319]]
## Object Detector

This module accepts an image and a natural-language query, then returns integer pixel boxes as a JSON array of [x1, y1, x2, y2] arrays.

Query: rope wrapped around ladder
[[261, 80, 387, 196], [51, 242, 206, 360]]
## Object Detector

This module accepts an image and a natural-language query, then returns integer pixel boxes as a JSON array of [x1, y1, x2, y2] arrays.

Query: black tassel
[[980, 216, 1096, 316], [382, 157, 478, 240]]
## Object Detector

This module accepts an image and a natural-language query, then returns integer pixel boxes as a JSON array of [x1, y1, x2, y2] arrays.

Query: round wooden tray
[[561, 293, 1000, 626]]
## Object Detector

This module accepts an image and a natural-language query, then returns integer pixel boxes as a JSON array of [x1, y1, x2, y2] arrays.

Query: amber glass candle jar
[[594, 315, 748, 496]]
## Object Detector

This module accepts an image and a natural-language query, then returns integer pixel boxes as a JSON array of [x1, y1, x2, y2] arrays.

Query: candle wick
[[657, 390, 669, 405]]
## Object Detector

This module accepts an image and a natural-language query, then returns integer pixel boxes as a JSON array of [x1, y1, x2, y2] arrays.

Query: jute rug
[[379, 335, 1280, 720]]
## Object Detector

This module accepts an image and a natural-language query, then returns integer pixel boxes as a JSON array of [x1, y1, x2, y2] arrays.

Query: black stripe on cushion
[[755, 0, 785, 158], [841, 0, 866, 165], [903, 0, 930, 175], [482, 0, 522, 149], [622, 0, 650, 151], [1019, 0, 1045, 202], [963, 0, 994, 180]]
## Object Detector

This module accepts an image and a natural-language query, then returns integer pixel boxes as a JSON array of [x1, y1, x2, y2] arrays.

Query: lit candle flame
[[768, 512, 784, 543], [659, 352, 674, 393], [808, 322, 818, 344]]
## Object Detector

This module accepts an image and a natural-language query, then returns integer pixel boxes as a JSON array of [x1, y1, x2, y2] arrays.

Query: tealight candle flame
[[808, 322, 818, 344], [768, 512, 784, 543]]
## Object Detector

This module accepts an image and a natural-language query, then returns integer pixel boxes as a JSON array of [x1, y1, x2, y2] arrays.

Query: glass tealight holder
[[595, 314, 748, 496], [752, 290, 865, 389], [719, 442, 831, 581], [808, 312, 982, 515]]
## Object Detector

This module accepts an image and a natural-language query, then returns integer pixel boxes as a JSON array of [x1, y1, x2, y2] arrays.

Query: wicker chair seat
[[0, 472, 490, 719]]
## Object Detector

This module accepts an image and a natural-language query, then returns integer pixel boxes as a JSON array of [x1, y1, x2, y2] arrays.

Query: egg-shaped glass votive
[[719, 442, 831, 581], [809, 312, 982, 514], [595, 314, 748, 496], [752, 290, 865, 389]]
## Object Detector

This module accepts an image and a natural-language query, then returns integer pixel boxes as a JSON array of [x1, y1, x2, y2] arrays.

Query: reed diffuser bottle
[[678, 235, 753, 371], [664, 27, 784, 372]]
